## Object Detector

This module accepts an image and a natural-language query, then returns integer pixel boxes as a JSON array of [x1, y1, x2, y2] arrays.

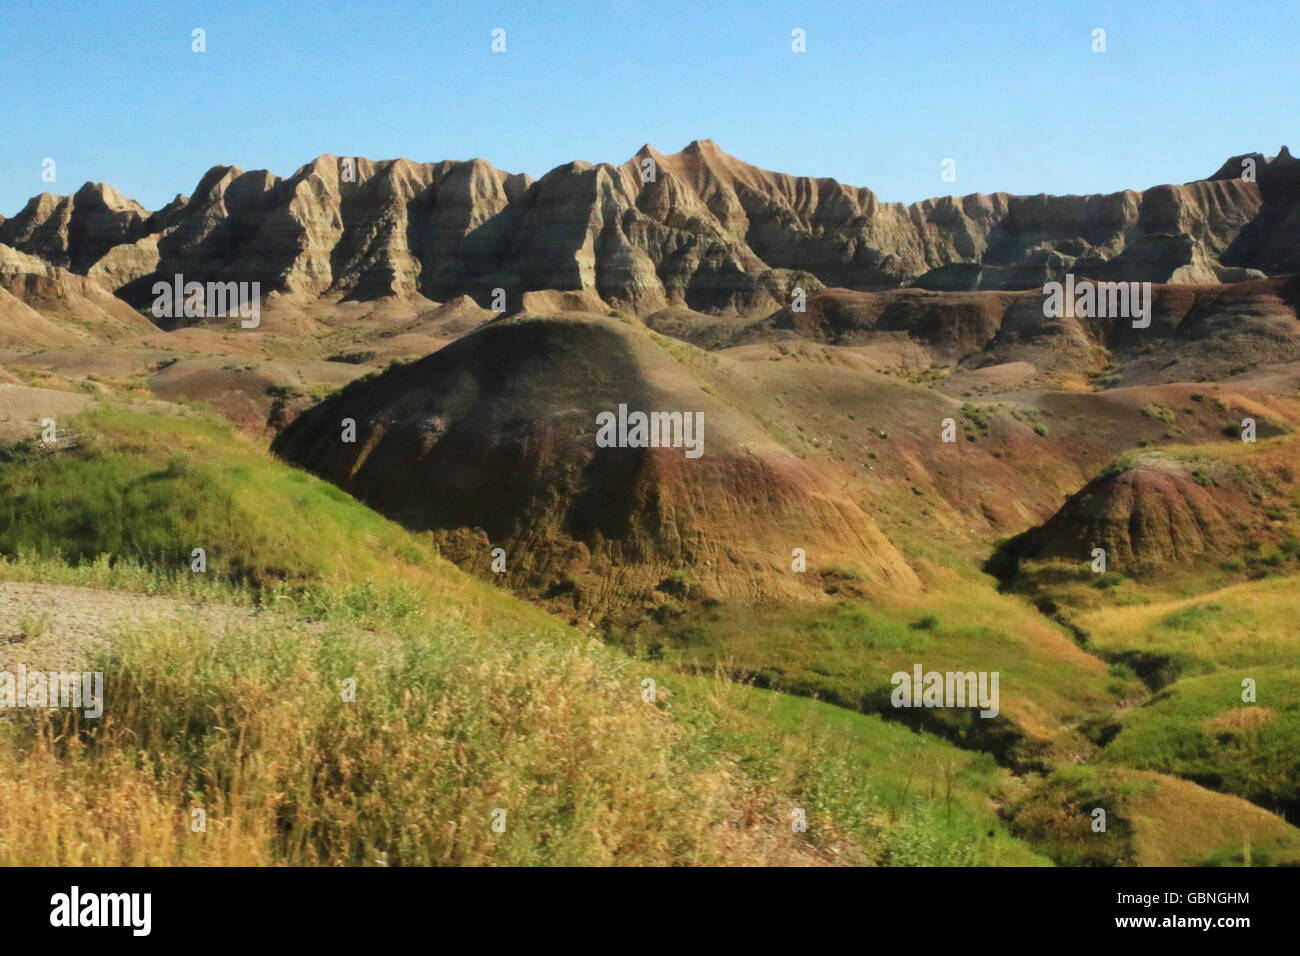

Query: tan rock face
[[0, 286, 81, 348], [4, 142, 1299, 316], [0, 243, 156, 339], [744, 278, 1300, 382], [0, 184, 148, 273], [87, 234, 161, 291]]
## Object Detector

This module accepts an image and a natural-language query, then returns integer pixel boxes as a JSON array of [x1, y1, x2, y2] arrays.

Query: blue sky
[[2, 0, 1296, 216]]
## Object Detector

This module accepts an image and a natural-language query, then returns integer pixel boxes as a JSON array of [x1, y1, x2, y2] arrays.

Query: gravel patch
[[0, 580, 257, 673]]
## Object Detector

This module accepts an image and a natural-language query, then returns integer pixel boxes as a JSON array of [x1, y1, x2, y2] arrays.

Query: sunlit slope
[[273, 313, 921, 626], [0, 399, 1046, 865], [1004, 766, 1300, 866]]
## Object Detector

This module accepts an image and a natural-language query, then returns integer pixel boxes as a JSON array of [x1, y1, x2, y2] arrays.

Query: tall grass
[[0, 608, 821, 866], [663, 669, 1050, 866], [0, 404, 826, 865]]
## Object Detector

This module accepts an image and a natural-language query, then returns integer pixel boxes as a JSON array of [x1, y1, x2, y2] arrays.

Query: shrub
[[656, 569, 690, 597]]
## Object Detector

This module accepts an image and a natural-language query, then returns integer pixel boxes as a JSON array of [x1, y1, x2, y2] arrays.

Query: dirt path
[[0, 580, 258, 673]]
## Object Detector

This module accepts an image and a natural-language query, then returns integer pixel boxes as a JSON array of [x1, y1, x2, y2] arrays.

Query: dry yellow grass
[[1124, 771, 1300, 867], [1077, 573, 1300, 668], [1005, 766, 1300, 866], [0, 604, 831, 867], [1204, 707, 1275, 735]]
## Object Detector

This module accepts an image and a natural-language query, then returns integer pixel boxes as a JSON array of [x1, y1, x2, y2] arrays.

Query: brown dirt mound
[[519, 288, 610, 316], [0, 384, 93, 442], [273, 313, 919, 625], [1010, 451, 1288, 572]]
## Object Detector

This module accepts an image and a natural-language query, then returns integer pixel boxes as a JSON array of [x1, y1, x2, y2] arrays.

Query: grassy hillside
[[658, 670, 1049, 865], [0, 400, 1051, 865], [0, 404, 795, 863], [1096, 666, 1300, 823], [1077, 575, 1300, 676], [1003, 765, 1300, 866], [980, 439, 1300, 833], [2, 398, 1295, 866], [615, 558, 1134, 771], [0, 405, 434, 588]]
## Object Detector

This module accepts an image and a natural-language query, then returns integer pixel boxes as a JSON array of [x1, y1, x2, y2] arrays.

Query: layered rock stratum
[[271, 313, 922, 623], [2, 141, 1298, 317]]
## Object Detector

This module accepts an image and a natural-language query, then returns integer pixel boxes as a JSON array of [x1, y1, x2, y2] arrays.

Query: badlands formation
[[1, 140, 1299, 624], [5, 143, 1300, 861]]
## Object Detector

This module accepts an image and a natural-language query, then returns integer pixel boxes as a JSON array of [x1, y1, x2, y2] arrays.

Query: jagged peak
[[631, 142, 667, 162], [71, 181, 144, 211], [20, 192, 69, 216], [189, 164, 246, 206], [295, 154, 341, 178], [1208, 152, 1265, 181], [539, 159, 595, 180], [455, 156, 514, 181], [3, 141, 1296, 313], [1209, 146, 1300, 180], [380, 156, 424, 174], [682, 137, 723, 155]]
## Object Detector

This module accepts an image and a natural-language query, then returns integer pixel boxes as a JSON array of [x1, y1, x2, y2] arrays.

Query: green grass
[[1003, 764, 1300, 866], [1157, 602, 1250, 633], [1096, 666, 1300, 822], [660, 670, 1049, 865], [0, 400, 1051, 866], [1141, 403, 1176, 425], [2, 398, 1290, 867], [0, 402, 838, 865], [0, 405, 438, 588], [632, 566, 1129, 770], [1076, 574, 1300, 672], [1002, 765, 1148, 865]]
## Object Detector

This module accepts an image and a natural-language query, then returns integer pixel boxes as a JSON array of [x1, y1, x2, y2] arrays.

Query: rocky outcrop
[[740, 278, 1300, 381], [87, 233, 161, 291], [0, 243, 157, 339], [0, 183, 149, 274], [4, 143, 1300, 317]]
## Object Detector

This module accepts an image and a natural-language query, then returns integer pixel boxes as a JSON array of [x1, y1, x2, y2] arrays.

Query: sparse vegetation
[[1142, 403, 1176, 425]]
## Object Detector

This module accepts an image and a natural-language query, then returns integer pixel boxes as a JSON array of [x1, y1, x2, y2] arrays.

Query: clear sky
[[2, 0, 1296, 217]]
